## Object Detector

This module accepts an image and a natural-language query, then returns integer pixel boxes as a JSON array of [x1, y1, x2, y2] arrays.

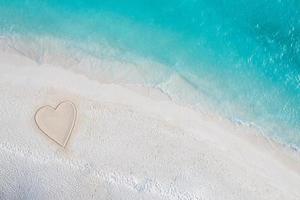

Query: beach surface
[[1, 45, 300, 200]]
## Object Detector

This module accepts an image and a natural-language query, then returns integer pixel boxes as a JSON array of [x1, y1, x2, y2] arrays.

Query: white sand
[[1, 47, 300, 200]]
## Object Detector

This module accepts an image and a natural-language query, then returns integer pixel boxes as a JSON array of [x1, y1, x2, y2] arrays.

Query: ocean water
[[0, 0, 300, 148]]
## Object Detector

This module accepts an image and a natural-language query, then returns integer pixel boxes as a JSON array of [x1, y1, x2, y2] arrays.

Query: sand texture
[[1, 50, 300, 200]]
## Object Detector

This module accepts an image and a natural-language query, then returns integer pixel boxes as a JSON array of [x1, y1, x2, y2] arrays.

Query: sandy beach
[[1, 42, 300, 200]]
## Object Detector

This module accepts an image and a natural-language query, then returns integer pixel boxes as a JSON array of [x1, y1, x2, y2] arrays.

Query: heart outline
[[34, 100, 77, 147]]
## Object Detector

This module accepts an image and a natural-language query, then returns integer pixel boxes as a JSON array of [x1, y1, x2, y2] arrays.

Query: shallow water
[[0, 0, 300, 148]]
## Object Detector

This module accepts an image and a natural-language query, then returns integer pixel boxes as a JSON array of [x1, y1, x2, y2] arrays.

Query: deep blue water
[[1, 0, 300, 148]]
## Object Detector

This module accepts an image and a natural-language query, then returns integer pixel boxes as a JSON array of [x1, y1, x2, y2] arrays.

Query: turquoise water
[[1, 0, 300, 148]]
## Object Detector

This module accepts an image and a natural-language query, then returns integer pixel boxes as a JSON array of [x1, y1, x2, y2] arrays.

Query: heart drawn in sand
[[35, 101, 77, 147]]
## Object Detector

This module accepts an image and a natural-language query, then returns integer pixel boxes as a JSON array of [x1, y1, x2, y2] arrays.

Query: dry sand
[[1, 49, 300, 200]]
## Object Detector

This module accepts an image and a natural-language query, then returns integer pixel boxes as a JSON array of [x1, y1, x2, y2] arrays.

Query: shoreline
[[2, 35, 299, 153], [1, 40, 300, 199], [2, 35, 299, 151]]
